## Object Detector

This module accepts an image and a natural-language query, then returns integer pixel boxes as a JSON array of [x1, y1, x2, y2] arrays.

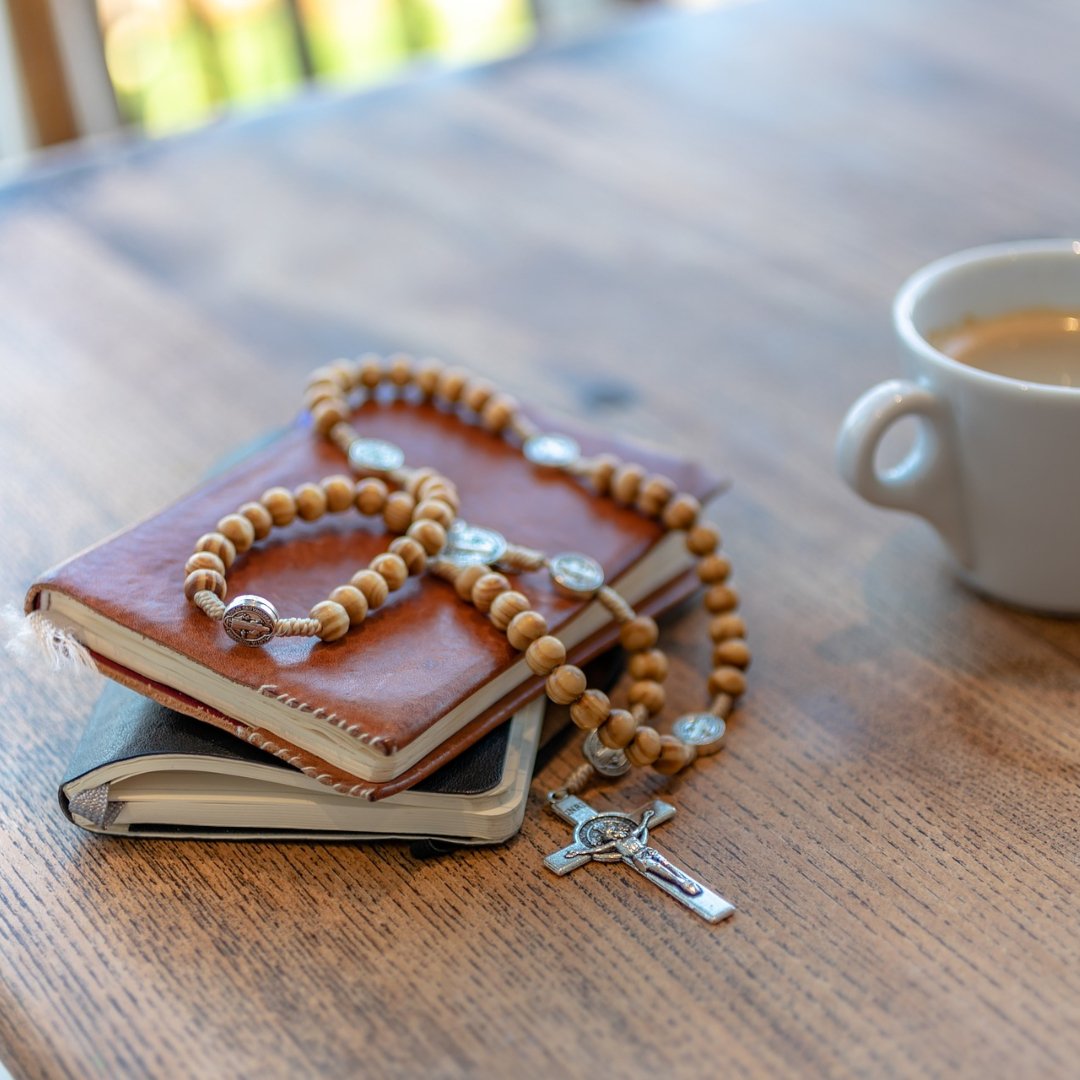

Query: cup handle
[[836, 379, 971, 566]]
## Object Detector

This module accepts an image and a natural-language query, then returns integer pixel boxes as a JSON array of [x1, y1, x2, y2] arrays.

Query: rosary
[[181, 355, 750, 922]]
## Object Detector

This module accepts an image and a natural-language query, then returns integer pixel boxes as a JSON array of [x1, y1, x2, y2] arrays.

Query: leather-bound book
[[27, 401, 720, 799]]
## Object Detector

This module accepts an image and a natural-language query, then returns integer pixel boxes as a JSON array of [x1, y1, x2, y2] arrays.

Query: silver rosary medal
[[347, 437, 405, 474], [441, 520, 508, 567], [672, 713, 726, 756], [548, 552, 605, 596], [582, 729, 630, 777], [523, 433, 581, 468], [222, 595, 278, 647]]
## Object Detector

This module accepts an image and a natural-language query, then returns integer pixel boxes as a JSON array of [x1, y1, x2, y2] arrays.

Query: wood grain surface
[[3, 0, 1080, 1076]]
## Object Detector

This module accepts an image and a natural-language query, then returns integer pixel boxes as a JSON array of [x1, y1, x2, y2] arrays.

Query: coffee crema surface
[[928, 307, 1080, 387]]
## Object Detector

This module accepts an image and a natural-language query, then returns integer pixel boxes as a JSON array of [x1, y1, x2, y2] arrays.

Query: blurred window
[[96, 0, 536, 135]]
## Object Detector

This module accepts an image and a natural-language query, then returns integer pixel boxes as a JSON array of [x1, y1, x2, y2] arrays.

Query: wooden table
[[3, 0, 1079, 1075]]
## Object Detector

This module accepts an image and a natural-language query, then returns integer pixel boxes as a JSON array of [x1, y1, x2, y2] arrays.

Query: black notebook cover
[[61, 680, 512, 816]]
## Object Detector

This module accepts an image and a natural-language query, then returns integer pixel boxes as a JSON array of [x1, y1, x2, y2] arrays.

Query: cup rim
[[893, 238, 1080, 396]]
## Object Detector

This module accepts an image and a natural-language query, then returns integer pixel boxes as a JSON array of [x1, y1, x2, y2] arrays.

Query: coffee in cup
[[928, 308, 1080, 387]]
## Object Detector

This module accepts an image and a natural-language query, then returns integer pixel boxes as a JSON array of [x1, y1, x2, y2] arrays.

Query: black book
[[61, 682, 548, 845]]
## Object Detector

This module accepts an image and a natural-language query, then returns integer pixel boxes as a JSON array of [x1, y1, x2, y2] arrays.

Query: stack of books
[[27, 399, 718, 846]]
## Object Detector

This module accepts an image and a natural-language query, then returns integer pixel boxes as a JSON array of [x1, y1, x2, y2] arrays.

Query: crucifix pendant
[[544, 794, 735, 923]]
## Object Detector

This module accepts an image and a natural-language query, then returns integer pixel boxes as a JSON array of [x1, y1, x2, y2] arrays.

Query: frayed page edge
[[2, 605, 102, 681]]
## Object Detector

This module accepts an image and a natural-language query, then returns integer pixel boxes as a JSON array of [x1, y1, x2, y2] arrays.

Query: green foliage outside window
[[99, 0, 534, 135]]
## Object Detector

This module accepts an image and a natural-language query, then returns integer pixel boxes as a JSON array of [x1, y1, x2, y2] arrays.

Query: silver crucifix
[[544, 794, 735, 923]]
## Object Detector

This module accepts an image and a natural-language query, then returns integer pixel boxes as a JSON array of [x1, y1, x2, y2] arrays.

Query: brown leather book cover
[[27, 401, 722, 800]]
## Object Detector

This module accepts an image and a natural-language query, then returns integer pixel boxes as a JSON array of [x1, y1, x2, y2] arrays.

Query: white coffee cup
[[836, 239, 1080, 614]]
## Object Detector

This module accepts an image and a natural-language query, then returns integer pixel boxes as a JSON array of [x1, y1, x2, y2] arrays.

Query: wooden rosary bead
[[382, 491, 416, 534], [507, 610, 548, 651], [708, 665, 748, 697], [326, 358, 358, 389], [414, 498, 455, 529], [709, 613, 747, 642], [627, 648, 668, 682], [471, 572, 511, 613], [294, 482, 328, 522], [406, 519, 447, 556], [387, 353, 413, 387], [216, 513, 256, 553], [416, 474, 445, 496], [481, 394, 517, 433], [350, 568, 389, 609], [310, 599, 350, 642], [597, 708, 637, 749], [420, 483, 460, 513], [454, 564, 488, 602], [306, 365, 342, 391], [686, 523, 720, 556], [654, 734, 695, 776], [389, 536, 427, 575], [260, 486, 297, 527], [303, 384, 339, 413], [526, 635, 566, 676], [302, 369, 339, 395], [570, 688, 611, 731], [636, 474, 676, 517], [185, 551, 226, 577], [611, 463, 646, 505], [404, 467, 439, 498], [355, 478, 388, 516], [358, 356, 382, 388], [370, 552, 409, 591], [184, 568, 227, 601], [328, 584, 369, 626], [619, 615, 659, 652], [697, 553, 732, 584], [238, 501, 273, 540], [488, 589, 530, 631], [589, 453, 620, 494], [310, 361, 352, 391], [311, 399, 346, 436], [329, 422, 358, 455], [628, 679, 665, 715], [626, 725, 662, 768], [705, 584, 740, 614], [662, 493, 700, 531], [415, 359, 444, 397], [436, 367, 468, 403], [713, 638, 751, 669], [546, 663, 588, 706], [306, 364, 344, 391], [195, 531, 237, 570], [433, 479, 460, 503], [303, 382, 338, 410], [462, 379, 495, 414], [321, 474, 356, 513], [417, 471, 454, 494]]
